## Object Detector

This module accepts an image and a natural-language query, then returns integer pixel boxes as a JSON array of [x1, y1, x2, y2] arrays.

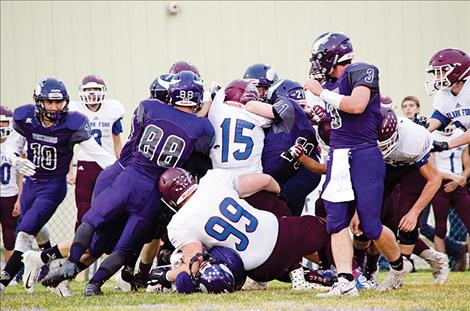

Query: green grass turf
[[1, 271, 469, 310]]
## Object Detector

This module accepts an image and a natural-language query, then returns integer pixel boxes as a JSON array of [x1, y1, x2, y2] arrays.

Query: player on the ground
[[0, 78, 115, 294], [0, 106, 22, 265], [424, 48, 470, 151], [305, 32, 411, 297], [155, 168, 330, 291], [40, 71, 215, 296]]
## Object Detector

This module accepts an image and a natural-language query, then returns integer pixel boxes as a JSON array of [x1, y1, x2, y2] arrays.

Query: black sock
[[354, 248, 367, 268], [76, 261, 89, 272], [390, 256, 404, 271], [40, 245, 63, 263], [338, 273, 354, 282], [135, 262, 152, 283], [89, 251, 126, 286], [0, 251, 24, 286], [38, 241, 52, 250]]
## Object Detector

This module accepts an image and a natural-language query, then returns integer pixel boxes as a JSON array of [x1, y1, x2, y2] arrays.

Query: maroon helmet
[[316, 116, 331, 152], [224, 79, 260, 106], [0, 105, 13, 139], [79, 74, 107, 105], [377, 104, 398, 158], [380, 94, 393, 106], [159, 168, 198, 209], [425, 48, 470, 95], [169, 60, 201, 77]]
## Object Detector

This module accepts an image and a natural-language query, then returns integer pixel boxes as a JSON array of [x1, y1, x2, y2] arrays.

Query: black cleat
[[84, 283, 103, 296], [40, 260, 79, 288]]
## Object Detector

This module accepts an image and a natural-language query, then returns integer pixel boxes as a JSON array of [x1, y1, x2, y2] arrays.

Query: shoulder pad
[[105, 99, 126, 118], [65, 111, 88, 130], [13, 104, 35, 122], [347, 62, 378, 74]]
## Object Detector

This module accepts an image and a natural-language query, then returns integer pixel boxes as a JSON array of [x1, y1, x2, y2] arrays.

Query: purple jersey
[[12, 104, 91, 178], [324, 62, 382, 148], [262, 97, 318, 183], [119, 106, 140, 166], [129, 99, 214, 178]]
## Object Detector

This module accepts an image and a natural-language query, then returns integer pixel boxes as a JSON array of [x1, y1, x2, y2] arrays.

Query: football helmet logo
[[149, 73, 174, 102]]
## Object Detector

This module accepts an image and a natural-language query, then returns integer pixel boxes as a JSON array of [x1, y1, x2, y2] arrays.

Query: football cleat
[[420, 248, 449, 285], [377, 257, 413, 291], [49, 280, 72, 297], [304, 268, 337, 287], [84, 283, 103, 296], [22, 250, 44, 293], [316, 277, 359, 297], [40, 259, 79, 288], [115, 268, 134, 293], [290, 267, 328, 290]]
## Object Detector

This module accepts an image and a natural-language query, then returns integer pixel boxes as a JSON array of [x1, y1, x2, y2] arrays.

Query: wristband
[[320, 89, 344, 110]]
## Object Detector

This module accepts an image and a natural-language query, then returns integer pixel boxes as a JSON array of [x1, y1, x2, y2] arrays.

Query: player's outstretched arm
[[236, 173, 281, 198], [447, 129, 470, 149], [78, 138, 116, 169], [245, 100, 275, 119]]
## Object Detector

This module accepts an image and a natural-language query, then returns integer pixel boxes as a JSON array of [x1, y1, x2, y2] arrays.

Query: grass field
[[2, 271, 470, 310]]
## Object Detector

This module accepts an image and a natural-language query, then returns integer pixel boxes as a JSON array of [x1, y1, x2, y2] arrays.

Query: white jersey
[[385, 117, 432, 167], [69, 100, 125, 161], [167, 169, 279, 271], [432, 129, 465, 174], [0, 131, 25, 197], [433, 79, 470, 131], [208, 90, 271, 177]]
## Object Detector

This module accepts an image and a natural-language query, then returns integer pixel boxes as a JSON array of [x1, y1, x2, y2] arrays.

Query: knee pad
[[36, 225, 51, 245], [14, 231, 35, 252], [397, 228, 419, 245]]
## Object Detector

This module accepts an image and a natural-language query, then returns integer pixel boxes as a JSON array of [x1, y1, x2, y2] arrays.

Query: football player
[[305, 32, 410, 297], [157, 168, 330, 291], [400, 96, 422, 120], [0, 78, 115, 294], [243, 63, 279, 101], [40, 71, 215, 296], [424, 48, 470, 151], [68, 74, 125, 228], [0, 106, 22, 264]]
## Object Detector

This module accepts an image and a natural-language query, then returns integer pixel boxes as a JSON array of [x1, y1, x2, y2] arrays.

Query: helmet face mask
[[189, 252, 236, 294], [0, 106, 13, 139], [34, 78, 69, 122], [79, 75, 107, 105], [243, 64, 278, 100], [224, 79, 260, 106], [377, 105, 399, 158]]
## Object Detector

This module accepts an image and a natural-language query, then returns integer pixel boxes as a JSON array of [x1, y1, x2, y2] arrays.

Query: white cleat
[[290, 267, 328, 290], [377, 257, 413, 291], [49, 280, 72, 297], [316, 277, 359, 297], [242, 280, 268, 291], [421, 248, 449, 285], [22, 250, 44, 294], [115, 269, 133, 293]]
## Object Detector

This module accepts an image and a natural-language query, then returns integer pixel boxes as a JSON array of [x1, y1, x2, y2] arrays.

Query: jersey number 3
[[205, 197, 258, 251]]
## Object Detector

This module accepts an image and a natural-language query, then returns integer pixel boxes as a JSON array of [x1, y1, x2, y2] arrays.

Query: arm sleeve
[[112, 118, 123, 135], [415, 152, 430, 169], [3, 130, 26, 160], [77, 138, 116, 169], [70, 119, 93, 146], [431, 110, 450, 130], [193, 123, 215, 153], [348, 64, 380, 91], [272, 98, 296, 131]]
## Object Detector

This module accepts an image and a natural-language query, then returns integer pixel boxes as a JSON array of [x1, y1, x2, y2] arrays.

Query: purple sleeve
[[272, 98, 295, 130], [112, 118, 123, 135], [69, 119, 92, 146], [175, 272, 199, 294], [348, 64, 379, 91]]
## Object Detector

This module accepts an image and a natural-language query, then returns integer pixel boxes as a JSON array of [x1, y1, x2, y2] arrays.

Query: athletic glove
[[412, 113, 429, 128], [431, 141, 449, 152], [13, 157, 36, 176], [147, 266, 172, 290]]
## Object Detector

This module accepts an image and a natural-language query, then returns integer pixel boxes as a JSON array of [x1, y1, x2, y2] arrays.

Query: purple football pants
[[18, 176, 67, 235], [323, 144, 385, 240]]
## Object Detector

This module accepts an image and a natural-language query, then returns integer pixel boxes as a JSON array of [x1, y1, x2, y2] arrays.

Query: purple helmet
[[425, 48, 470, 95], [189, 252, 236, 294], [224, 79, 260, 106], [33, 78, 69, 122], [378, 104, 399, 158], [0, 105, 13, 139], [208, 246, 246, 290], [159, 168, 198, 208], [149, 73, 174, 102], [309, 32, 354, 81], [243, 63, 279, 88], [169, 60, 201, 77], [79, 74, 107, 105], [266, 79, 306, 106], [167, 71, 204, 110]]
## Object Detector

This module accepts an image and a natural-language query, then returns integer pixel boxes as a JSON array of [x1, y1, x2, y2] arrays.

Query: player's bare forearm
[[237, 173, 280, 198], [426, 118, 442, 132], [113, 134, 123, 158], [411, 163, 442, 215], [245, 101, 275, 119], [448, 129, 470, 149], [337, 86, 371, 114], [297, 155, 327, 174]]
